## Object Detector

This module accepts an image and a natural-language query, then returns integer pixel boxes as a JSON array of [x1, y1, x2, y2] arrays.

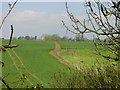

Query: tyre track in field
[[49, 42, 81, 71]]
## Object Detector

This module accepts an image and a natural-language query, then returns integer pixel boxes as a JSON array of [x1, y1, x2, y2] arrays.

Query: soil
[[49, 42, 82, 72]]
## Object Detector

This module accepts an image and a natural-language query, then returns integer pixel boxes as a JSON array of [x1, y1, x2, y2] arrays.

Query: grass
[[2, 40, 118, 88], [2, 40, 71, 88], [60, 40, 95, 49], [59, 41, 117, 68]]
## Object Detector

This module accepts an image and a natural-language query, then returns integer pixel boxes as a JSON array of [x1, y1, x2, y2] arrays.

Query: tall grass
[[52, 63, 120, 88]]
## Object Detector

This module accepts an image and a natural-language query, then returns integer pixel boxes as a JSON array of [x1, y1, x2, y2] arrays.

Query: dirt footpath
[[49, 42, 81, 71]]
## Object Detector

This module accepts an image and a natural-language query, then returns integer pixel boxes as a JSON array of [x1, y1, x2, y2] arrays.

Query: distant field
[[59, 41, 116, 68], [2, 40, 71, 88]]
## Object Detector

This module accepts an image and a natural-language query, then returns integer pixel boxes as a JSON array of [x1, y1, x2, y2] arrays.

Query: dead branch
[[0, 76, 12, 90], [9, 25, 14, 45], [3, 44, 19, 48]]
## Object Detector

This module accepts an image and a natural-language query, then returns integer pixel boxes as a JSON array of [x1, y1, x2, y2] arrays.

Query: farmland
[[2, 40, 72, 88], [2, 40, 118, 88], [59, 41, 115, 68]]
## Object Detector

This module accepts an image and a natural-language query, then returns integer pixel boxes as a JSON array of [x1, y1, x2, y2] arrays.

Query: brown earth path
[[49, 42, 82, 72]]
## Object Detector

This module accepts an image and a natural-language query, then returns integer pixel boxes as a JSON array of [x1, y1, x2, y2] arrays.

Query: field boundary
[[49, 42, 82, 72]]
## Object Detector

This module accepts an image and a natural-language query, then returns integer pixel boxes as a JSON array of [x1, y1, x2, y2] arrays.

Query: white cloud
[[1, 10, 66, 38], [1, 10, 87, 39], [8, 11, 49, 22]]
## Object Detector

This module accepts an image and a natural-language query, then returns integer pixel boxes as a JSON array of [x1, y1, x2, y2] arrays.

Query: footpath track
[[49, 42, 83, 72]]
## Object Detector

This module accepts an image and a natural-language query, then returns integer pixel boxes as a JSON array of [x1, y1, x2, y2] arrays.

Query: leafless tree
[[62, 1, 120, 61]]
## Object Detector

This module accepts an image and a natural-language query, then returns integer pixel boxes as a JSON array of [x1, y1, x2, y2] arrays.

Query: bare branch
[[0, 76, 12, 90], [0, 0, 19, 30], [63, 1, 120, 61]]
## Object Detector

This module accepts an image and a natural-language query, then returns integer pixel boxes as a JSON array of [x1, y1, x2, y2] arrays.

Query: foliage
[[52, 40, 120, 88], [52, 63, 120, 88], [41, 34, 61, 41], [18, 36, 37, 40]]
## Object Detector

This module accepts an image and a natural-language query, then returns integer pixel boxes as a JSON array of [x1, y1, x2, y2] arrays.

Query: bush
[[51, 63, 120, 88]]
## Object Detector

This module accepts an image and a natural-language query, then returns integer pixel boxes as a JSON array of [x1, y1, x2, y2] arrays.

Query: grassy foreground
[[2, 40, 71, 88]]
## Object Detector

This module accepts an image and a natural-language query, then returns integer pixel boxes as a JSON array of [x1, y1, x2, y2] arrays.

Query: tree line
[[12, 34, 89, 41]]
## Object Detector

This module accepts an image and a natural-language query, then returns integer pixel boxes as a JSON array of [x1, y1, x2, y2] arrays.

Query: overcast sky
[[1, 2, 93, 39]]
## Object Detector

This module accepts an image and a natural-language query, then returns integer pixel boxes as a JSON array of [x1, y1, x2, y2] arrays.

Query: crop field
[[2, 40, 117, 88], [2, 40, 72, 88], [50, 41, 103, 68], [58, 41, 114, 69]]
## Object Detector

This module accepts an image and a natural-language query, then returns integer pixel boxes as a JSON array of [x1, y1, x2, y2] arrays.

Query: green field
[[58, 41, 115, 68], [2, 40, 72, 88], [2, 40, 117, 88]]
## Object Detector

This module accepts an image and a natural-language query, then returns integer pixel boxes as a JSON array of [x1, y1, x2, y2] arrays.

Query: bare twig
[[63, 1, 120, 61], [0, 0, 19, 30], [0, 76, 12, 90]]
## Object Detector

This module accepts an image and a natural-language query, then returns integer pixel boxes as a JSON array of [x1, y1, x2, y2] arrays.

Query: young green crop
[[2, 40, 71, 88]]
